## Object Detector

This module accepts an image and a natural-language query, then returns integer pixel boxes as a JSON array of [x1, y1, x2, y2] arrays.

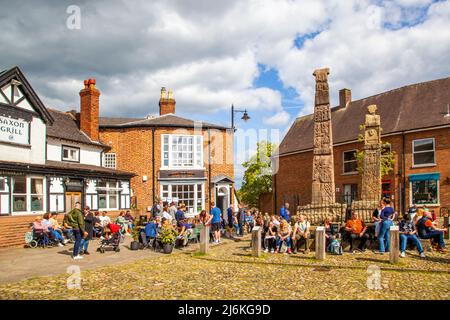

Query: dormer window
[[62, 145, 80, 162]]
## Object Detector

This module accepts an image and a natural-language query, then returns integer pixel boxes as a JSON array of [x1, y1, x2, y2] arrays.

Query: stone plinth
[[315, 226, 326, 260], [389, 226, 399, 264], [200, 225, 210, 254], [251, 226, 262, 257]]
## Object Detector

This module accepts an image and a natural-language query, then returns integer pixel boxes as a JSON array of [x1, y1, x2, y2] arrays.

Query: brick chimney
[[159, 87, 176, 115], [79, 78, 100, 141], [339, 88, 351, 109]]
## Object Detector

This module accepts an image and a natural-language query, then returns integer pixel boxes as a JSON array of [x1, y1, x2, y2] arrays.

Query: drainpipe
[[208, 128, 212, 211], [152, 127, 156, 205], [401, 131, 406, 213]]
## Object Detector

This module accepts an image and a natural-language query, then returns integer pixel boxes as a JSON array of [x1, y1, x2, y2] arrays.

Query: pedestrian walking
[[67, 202, 87, 260]]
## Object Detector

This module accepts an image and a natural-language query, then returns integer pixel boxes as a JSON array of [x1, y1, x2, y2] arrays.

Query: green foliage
[[159, 226, 177, 245], [355, 126, 396, 178], [238, 140, 276, 208]]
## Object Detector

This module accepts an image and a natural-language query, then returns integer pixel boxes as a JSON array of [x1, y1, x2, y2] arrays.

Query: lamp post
[[231, 104, 250, 131]]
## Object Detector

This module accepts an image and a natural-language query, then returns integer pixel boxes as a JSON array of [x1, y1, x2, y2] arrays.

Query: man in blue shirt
[[280, 202, 290, 222], [208, 201, 222, 244], [175, 205, 186, 227]]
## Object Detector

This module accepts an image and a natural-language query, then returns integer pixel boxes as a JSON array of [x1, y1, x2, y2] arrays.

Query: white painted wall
[[47, 137, 103, 166], [0, 116, 46, 165]]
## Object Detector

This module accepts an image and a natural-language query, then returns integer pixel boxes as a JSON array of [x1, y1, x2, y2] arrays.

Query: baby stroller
[[97, 223, 122, 253]]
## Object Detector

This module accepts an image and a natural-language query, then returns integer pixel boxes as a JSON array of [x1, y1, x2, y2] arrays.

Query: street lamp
[[231, 104, 250, 131]]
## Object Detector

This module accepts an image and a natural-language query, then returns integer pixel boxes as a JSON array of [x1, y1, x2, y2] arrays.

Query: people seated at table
[[276, 219, 292, 254], [291, 214, 310, 254], [162, 205, 172, 223], [399, 213, 425, 258], [417, 211, 447, 253], [176, 218, 193, 248], [124, 210, 135, 231], [345, 211, 369, 253], [115, 211, 130, 234], [99, 211, 111, 228], [140, 217, 157, 248]]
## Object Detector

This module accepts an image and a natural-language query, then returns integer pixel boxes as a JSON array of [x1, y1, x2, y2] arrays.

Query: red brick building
[[273, 77, 450, 216], [99, 88, 235, 215]]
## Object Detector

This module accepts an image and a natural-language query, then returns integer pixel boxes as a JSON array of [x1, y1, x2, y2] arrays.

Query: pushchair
[[97, 223, 123, 253]]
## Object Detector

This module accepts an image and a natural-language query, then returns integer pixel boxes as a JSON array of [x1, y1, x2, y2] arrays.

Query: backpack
[[327, 238, 343, 255]]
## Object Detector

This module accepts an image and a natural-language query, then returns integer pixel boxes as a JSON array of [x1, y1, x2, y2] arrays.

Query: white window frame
[[161, 134, 204, 169], [103, 153, 117, 169], [159, 182, 205, 214], [97, 181, 120, 211], [11, 175, 46, 214], [412, 138, 436, 167], [409, 179, 440, 207], [342, 149, 358, 174], [62, 145, 80, 162]]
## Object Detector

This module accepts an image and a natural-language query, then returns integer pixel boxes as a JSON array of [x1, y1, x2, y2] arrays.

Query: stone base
[[297, 203, 346, 225], [351, 200, 379, 223]]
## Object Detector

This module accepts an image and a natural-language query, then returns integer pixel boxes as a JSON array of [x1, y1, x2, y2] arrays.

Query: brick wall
[[99, 126, 234, 213], [273, 127, 450, 215]]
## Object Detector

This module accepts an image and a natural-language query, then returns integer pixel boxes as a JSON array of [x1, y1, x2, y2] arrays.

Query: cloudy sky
[[1, 0, 449, 187]]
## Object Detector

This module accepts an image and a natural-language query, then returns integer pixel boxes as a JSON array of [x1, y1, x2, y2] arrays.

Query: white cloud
[[263, 110, 290, 126]]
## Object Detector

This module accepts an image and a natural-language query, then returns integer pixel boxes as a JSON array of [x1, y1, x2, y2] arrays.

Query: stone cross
[[360, 104, 382, 202], [315, 226, 326, 260], [389, 226, 399, 264], [311, 68, 336, 205], [200, 225, 210, 254], [251, 226, 262, 257]]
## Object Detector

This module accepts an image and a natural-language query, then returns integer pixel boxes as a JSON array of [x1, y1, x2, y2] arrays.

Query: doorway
[[65, 192, 81, 211], [216, 186, 229, 219]]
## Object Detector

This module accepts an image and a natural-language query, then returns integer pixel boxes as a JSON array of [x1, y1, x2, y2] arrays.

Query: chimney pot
[[339, 88, 351, 109]]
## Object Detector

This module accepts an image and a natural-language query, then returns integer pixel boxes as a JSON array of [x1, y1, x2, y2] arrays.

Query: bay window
[[160, 183, 204, 214], [161, 134, 203, 168]]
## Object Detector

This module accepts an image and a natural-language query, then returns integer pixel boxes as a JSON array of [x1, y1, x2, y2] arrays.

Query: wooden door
[[65, 192, 82, 211]]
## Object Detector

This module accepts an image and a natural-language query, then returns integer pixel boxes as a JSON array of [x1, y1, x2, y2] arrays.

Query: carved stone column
[[311, 68, 336, 206], [360, 104, 382, 202]]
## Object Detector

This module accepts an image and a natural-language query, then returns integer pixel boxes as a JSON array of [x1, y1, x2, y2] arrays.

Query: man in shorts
[[208, 201, 222, 244]]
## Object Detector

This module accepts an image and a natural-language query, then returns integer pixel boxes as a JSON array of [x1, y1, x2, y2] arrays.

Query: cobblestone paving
[[0, 237, 448, 300]]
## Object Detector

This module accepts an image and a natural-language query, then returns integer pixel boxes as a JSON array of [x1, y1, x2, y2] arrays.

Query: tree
[[238, 140, 276, 208]]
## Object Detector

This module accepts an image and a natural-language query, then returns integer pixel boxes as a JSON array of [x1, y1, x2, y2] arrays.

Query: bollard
[[389, 226, 399, 264], [315, 226, 325, 260], [200, 225, 210, 254], [251, 226, 262, 257]]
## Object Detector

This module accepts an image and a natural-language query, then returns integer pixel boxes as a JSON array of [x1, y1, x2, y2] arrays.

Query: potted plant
[[159, 226, 177, 254], [130, 223, 141, 250]]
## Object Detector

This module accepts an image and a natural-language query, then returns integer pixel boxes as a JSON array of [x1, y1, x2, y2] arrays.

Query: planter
[[130, 241, 140, 251], [162, 243, 174, 254]]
